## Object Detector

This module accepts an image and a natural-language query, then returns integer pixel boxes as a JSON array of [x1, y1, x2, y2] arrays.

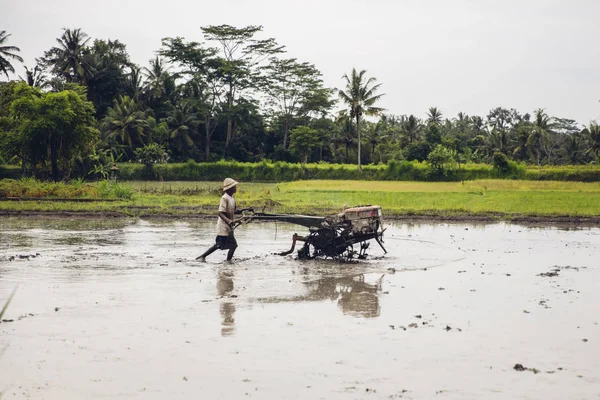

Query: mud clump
[[514, 363, 525, 371], [514, 363, 539, 374], [539, 265, 587, 278]]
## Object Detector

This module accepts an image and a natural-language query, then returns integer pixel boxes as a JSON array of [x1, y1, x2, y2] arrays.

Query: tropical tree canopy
[[0, 30, 24, 79]]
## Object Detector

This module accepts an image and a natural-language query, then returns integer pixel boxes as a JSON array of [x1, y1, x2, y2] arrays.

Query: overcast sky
[[3, 0, 600, 125]]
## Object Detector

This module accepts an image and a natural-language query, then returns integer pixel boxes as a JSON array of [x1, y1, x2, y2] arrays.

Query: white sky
[[3, 0, 600, 125]]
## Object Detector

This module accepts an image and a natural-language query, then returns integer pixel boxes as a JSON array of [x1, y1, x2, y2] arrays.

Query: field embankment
[[2, 179, 600, 222]]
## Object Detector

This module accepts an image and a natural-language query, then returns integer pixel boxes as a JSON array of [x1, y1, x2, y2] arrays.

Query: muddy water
[[0, 217, 599, 399]]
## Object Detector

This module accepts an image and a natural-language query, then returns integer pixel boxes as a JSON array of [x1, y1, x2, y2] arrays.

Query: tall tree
[[426, 107, 443, 125], [167, 101, 199, 160], [85, 39, 131, 118], [125, 65, 144, 100], [263, 58, 333, 149], [201, 24, 284, 152], [402, 115, 422, 144], [19, 65, 48, 88], [526, 108, 555, 165], [338, 68, 384, 168], [159, 37, 220, 160], [363, 120, 388, 163], [142, 56, 175, 120], [38, 28, 92, 84], [0, 30, 23, 79], [143, 57, 171, 99], [334, 112, 356, 163]]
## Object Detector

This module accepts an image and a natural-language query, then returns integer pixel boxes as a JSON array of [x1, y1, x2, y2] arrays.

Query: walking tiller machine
[[233, 205, 387, 260]]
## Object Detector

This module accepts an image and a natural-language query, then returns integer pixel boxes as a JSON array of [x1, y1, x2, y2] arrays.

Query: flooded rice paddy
[[1, 217, 599, 399]]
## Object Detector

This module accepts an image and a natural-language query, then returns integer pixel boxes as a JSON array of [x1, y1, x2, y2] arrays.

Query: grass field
[[2, 179, 600, 219]]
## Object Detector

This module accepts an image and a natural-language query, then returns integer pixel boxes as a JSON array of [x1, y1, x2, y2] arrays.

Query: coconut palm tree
[[19, 65, 48, 88], [0, 30, 23, 79], [126, 65, 144, 100], [143, 57, 171, 98], [101, 95, 148, 154], [338, 68, 384, 168], [39, 28, 92, 83], [334, 112, 356, 163], [364, 121, 389, 163], [527, 109, 555, 165], [583, 122, 600, 160], [402, 115, 422, 144], [426, 107, 443, 125], [167, 101, 199, 159], [559, 132, 585, 164]]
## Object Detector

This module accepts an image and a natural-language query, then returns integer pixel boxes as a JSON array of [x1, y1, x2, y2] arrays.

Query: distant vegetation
[[1, 26, 599, 183]]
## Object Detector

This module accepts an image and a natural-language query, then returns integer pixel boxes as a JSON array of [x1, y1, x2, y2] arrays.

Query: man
[[196, 178, 241, 262]]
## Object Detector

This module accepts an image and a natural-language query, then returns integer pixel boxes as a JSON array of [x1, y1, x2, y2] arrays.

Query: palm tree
[[38, 28, 92, 83], [19, 65, 48, 88], [559, 132, 585, 164], [338, 68, 384, 168], [167, 101, 198, 159], [126, 65, 144, 99], [426, 107, 443, 125], [486, 128, 512, 157], [583, 122, 600, 160], [470, 116, 485, 135], [527, 109, 555, 165], [512, 125, 530, 162], [101, 95, 148, 154], [364, 121, 388, 163], [0, 30, 23, 79], [402, 115, 422, 144], [334, 112, 356, 163], [143, 57, 171, 98]]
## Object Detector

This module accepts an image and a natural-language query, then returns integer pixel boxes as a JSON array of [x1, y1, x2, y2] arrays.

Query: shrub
[[427, 145, 458, 180], [492, 152, 510, 173], [134, 143, 167, 166]]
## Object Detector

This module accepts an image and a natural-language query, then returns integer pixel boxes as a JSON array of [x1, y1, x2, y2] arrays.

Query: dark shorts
[[216, 234, 238, 250]]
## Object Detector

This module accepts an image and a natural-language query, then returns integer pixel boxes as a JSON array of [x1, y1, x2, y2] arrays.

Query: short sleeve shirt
[[216, 193, 236, 236]]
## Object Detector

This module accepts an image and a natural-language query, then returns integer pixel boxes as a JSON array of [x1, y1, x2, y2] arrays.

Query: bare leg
[[226, 243, 238, 261], [197, 244, 219, 261]]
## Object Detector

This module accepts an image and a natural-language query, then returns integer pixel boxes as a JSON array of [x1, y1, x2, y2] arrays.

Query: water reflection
[[259, 273, 385, 318], [306, 274, 384, 318], [217, 272, 236, 336]]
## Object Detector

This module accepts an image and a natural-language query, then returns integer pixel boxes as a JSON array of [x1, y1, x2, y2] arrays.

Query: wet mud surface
[[1, 217, 599, 399]]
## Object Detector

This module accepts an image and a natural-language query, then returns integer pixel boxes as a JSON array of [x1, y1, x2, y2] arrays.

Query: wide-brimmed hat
[[222, 178, 239, 191]]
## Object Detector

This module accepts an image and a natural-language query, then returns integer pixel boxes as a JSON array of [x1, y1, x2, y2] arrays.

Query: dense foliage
[[1, 26, 599, 182]]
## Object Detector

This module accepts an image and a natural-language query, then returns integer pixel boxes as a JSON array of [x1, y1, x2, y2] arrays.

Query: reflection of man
[[196, 178, 240, 262], [217, 273, 235, 336]]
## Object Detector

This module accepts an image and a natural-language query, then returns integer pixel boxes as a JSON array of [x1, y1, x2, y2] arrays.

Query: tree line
[[0, 27, 599, 181]]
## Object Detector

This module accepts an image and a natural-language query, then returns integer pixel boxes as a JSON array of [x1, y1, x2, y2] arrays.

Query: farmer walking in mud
[[196, 178, 242, 262]]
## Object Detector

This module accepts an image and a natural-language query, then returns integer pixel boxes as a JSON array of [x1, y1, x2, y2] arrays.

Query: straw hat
[[222, 178, 239, 191]]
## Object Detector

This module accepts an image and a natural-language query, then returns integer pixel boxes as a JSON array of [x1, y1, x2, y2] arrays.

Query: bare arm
[[218, 211, 232, 226]]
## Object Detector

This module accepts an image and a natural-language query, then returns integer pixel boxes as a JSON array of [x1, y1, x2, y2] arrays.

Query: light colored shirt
[[216, 193, 236, 236]]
